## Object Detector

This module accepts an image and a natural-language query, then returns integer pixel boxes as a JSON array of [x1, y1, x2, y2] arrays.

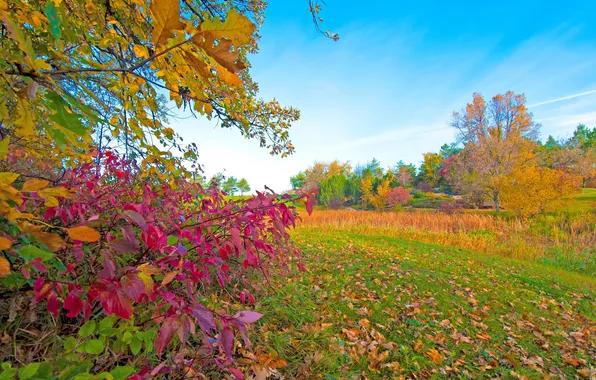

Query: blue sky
[[172, 1, 596, 192]]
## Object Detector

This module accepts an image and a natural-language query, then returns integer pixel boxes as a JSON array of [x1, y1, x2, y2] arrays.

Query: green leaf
[[42, 2, 61, 42], [98, 328, 119, 336], [109, 366, 135, 380], [61, 92, 103, 124], [79, 320, 96, 338], [83, 339, 104, 355], [122, 331, 133, 344], [17, 246, 53, 262], [34, 364, 53, 379], [0, 368, 16, 380], [167, 235, 178, 245], [129, 337, 142, 355], [0, 137, 9, 160], [98, 316, 116, 331], [45, 91, 88, 137], [17, 363, 39, 379], [63, 336, 77, 351]]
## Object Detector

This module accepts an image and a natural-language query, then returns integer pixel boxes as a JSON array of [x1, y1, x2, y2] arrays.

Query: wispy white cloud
[[529, 89, 596, 108]]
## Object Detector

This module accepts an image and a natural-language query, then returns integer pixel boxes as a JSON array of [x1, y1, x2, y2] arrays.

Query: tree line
[[290, 91, 596, 216]]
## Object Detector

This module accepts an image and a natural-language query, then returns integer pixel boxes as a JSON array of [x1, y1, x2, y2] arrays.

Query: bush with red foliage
[[386, 186, 412, 207], [0, 152, 315, 378]]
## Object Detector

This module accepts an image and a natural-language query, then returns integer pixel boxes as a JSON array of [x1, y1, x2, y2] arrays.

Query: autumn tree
[[419, 152, 443, 188], [449, 91, 540, 211], [371, 178, 391, 210], [501, 167, 581, 216], [361, 175, 374, 209], [386, 186, 412, 208]]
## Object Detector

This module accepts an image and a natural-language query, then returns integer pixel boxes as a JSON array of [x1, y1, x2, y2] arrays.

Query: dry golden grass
[[299, 209, 524, 234], [296, 209, 596, 275]]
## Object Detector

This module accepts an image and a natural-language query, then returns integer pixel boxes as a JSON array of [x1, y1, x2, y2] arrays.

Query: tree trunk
[[493, 191, 500, 212]]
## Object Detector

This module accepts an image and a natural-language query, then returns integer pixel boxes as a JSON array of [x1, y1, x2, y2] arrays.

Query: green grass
[[251, 227, 596, 379]]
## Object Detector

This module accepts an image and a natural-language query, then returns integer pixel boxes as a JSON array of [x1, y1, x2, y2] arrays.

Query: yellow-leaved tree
[[501, 166, 581, 217], [0, 0, 303, 182]]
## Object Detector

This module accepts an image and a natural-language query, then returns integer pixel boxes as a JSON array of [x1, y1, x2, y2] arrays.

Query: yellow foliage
[[501, 167, 582, 217]]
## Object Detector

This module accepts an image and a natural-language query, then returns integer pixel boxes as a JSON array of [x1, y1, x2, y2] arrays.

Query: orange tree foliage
[[0, 0, 322, 378]]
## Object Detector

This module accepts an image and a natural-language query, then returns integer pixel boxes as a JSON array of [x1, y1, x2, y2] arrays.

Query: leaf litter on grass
[[248, 228, 596, 379]]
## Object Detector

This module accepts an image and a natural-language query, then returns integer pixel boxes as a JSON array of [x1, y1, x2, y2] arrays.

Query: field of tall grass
[[297, 189, 596, 276]]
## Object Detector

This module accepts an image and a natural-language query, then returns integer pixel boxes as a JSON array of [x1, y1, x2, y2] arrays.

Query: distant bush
[[416, 181, 433, 192], [440, 201, 464, 215]]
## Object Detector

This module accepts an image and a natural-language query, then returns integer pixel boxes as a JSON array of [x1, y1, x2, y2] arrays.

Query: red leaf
[[155, 316, 181, 357], [103, 288, 133, 319], [90, 281, 133, 319], [230, 227, 242, 250], [220, 326, 234, 359], [121, 273, 145, 302], [47, 292, 60, 318], [64, 293, 83, 318], [305, 197, 313, 215], [234, 311, 263, 324], [116, 170, 125, 179]]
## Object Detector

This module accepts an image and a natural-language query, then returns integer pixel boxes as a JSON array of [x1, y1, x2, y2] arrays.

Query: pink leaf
[[233, 311, 263, 324], [98, 254, 116, 280], [109, 239, 138, 253], [228, 368, 244, 380], [190, 304, 216, 335], [220, 326, 234, 359], [230, 227, 242, 250], [123, 210, 147, 230]]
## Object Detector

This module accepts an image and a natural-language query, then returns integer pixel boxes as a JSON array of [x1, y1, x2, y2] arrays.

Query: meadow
[[238, 189, 596, 379]]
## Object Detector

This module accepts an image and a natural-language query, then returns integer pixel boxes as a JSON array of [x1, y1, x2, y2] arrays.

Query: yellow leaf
[[150, 0, 185, 47], [0, 237, 11, 250], [133, 44, 149, 59], [0, 11, 37, 68], [138, 272, 155, 294], [67, 226, 101, 242], [0, 257, 10, 277], [0, 137, 9, 159], [215, 64, 242, 86], [22, 179, 50, 192], [0, 184, 23, 206], [200, 9, 255, 45], [0, 172, 19, 185], [38, 186, 75, 199], [15, 100, 35, 137], [138, 263, 160, 276]]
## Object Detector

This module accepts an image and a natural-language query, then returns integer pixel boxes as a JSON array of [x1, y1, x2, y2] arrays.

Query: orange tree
[[0, 0, 321, 378]]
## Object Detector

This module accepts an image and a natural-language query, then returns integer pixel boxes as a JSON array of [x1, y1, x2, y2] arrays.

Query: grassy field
[[236, 190, 596, 378], [249, 228, 596, 379]]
